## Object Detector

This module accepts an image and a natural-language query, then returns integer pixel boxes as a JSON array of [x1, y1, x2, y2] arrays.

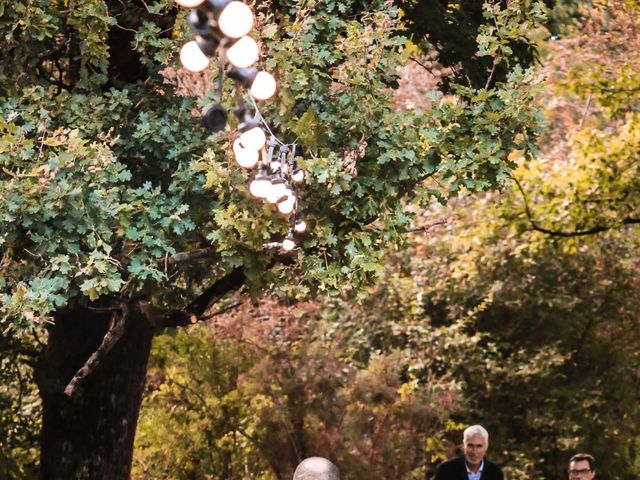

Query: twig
[[167, 246, 217, 265], [485, 61, 498, 90], [406, 220, 447, 233], [410, 56, 436, 75], [578, 92, 593, 129], [198, 300, 242, 321]]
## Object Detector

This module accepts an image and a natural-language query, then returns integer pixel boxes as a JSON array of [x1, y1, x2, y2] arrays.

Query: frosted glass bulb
[[180, 41, 210, 72], [249, 176, 270, 198], [291, 169, 304, 183], [227, 36, 259, 68], [266, 182, 287, 204], [239, 126, 266, 151], [294, 220, 306, 232], [218, 1, 254, 39], [233, 139, 259, 168], [250, 71, 277, 100], [277, 198, 295, 215], [282, 237, 296, 251], [175, 0, 204, 7]]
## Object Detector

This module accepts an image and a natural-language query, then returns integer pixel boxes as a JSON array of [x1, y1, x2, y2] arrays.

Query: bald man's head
[[293, 457, 340, 480]]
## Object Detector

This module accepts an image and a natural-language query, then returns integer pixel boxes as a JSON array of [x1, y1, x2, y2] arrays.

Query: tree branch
[[63, 303, 130, 398], [167, 246, 217, 265], [406, 220, 447, 233], [512, 175, 640, 237], [485, 61, 497, 90], [150, 267, 247, 328], [578, 92, 593, 129], [410, 56, 437, 75], [188, 267, 246, 316], [198, 300, 243, 321]]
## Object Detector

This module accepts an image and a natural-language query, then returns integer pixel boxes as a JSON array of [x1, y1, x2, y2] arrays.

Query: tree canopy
[[0, 0, 543, 328]]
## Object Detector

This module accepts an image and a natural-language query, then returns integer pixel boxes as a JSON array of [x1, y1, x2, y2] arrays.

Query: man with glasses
[[568, 453, 596, 479]]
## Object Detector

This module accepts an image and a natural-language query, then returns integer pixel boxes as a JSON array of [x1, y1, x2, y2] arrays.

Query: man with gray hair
[[433, 425, 504, 480], [293, 457, 340, 480]]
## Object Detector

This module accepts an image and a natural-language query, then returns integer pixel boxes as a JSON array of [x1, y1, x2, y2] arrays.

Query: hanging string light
[[282, 230, 296, 252], [174, 0, 307, 251]]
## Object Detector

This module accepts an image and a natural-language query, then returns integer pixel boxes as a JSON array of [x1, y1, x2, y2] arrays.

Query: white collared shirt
[[466, 459, 484, 480]]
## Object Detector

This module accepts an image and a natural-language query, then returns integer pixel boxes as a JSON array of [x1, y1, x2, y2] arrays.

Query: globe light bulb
[[277, 198, 295, 215], [240, 126, 266, 151], [282, 237, 296, 251], [217, 1, 254, 38], [249, 172, 271, 198], [291, 169, 304, 183], [266, 180, 287, 204], [294, 219, 307, 233], [233, 139, 259, 168], [250, 71, 277, 100], [175, 0, 204, 8], [227, 36, 259, 68], [180, 41, 210, 72]]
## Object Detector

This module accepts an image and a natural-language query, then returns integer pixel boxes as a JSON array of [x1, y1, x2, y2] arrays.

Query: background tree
[[512, 0, 640, 236], [413, 2, 640, 476], [0, 333, 40, 478], [0, 0, 544, 478], [135, 3, 640, 478], [133, 292, 493, 479]]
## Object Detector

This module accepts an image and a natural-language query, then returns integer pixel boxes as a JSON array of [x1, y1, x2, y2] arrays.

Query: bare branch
[[410, 56, 437, 75], [63, 303, 130, 398], [407, 220, 447, 233], [512, 175, 640, 237], [578, 92, 593, 129], [485, 61, 498, 90], [167, 247, 217, 265], [198, 300, 243, 321]]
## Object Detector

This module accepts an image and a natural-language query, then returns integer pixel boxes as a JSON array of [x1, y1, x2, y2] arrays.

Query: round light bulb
[[227, 36, 259, 68], [233, 139, 259, 168], [180, 41, 210, 72], [249, 176, 271, 198], [277, 198, 295, 215], [218, 1, 254, 39], [282, 237, 296, 251], [266, 181, 287, 204], [294, 220, 307, 233], [250, 71, 277, 100], [291, 169, 304, 183], [240, 126, 266, 151], [175, 0, 204, 7]]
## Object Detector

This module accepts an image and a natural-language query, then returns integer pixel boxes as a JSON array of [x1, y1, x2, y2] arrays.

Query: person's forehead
[[570, 459, 590, 468], [464, 434, 487, 445]]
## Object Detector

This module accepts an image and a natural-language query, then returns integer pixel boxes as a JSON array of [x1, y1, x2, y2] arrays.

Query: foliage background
[[1, 0, 639, 479]]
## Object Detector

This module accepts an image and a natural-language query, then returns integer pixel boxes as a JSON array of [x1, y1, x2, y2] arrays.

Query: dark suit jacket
[[433, 456, 504, 480]]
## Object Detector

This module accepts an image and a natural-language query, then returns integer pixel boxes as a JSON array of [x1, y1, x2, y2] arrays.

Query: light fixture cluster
[[176, 0, 276, 114], [174, 0, 307, 251], [245, 137, 307, 251]]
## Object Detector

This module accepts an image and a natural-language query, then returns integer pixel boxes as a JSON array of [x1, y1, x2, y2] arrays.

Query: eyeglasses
[[569, 469, 592, 477]]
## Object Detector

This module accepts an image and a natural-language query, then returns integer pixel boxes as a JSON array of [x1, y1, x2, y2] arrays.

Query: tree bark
[[35, 304, 153, 480]]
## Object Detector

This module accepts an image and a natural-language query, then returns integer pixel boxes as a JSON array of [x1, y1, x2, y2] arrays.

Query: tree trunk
[[35, 304, 154, 480]]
